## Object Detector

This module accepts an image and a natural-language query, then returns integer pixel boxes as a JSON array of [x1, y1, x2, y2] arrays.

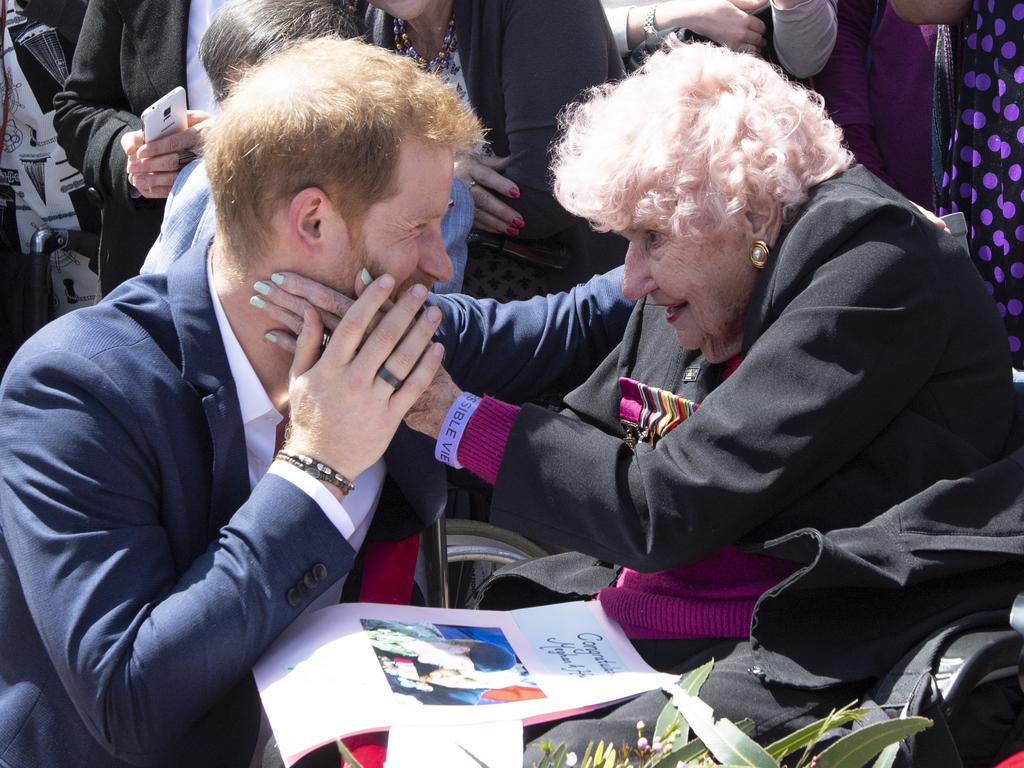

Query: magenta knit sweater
[[456, 397, 798, 639]]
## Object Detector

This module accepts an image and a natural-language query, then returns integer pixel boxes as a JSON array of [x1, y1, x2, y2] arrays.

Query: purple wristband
[[435, 392, 482, 469]]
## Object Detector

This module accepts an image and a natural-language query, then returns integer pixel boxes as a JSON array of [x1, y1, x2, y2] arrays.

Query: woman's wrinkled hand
[[454, 153, 525, 236], [121, 110, 212, 199]]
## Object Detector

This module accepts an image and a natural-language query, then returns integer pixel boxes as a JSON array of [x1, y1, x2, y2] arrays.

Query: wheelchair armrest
[[1012, 592, 1024, 694], [935, 625, 1022, 718]]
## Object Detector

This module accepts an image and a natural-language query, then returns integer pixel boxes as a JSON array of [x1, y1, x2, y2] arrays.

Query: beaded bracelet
[[274, 450, 355, 496], [643, 5, 658, 38]]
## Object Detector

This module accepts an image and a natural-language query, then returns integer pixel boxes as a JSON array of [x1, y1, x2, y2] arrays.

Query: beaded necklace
[[393, 15, 457, 74]]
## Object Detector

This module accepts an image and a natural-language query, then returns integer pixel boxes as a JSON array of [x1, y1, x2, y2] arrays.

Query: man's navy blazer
[[0, 242, 450, 767]]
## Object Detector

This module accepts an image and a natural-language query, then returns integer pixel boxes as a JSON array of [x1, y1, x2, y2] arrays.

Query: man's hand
[[122, 110, 212, 199], [254, 271, 463, 444], [283, 275, 444, 481]]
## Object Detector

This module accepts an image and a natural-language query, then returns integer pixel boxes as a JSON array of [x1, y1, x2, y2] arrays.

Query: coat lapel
[[118, 0, 189, 95], [167, 242, 251, 537]]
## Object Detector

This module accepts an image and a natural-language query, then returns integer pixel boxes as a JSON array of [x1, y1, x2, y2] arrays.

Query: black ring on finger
[[321, 330, 331, 354], [376, 365, 404, 390]]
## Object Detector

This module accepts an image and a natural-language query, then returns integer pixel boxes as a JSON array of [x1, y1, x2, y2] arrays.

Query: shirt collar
[[207, 257, 281, 428]]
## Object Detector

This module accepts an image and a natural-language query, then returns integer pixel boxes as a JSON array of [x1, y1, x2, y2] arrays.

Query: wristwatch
[[643, 5, 658, 38]]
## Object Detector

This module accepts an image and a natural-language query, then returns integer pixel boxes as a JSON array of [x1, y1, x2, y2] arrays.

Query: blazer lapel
[[118, 0, 190, 95], [167, 242, 251, 537]]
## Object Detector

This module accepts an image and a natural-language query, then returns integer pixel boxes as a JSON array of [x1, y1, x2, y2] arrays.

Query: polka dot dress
[[939, 0, 1024, 365]]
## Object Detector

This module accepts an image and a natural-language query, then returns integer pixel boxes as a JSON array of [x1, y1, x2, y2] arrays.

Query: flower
[[565, 752, 578, 768], [637, 737, 649, 750]]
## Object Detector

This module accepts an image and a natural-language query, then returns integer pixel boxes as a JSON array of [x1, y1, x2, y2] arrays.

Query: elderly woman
[[259, 42, 1019, 758], [360, 0, 627, 299]]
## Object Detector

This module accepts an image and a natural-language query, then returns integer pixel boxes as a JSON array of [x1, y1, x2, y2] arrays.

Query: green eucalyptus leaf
[[651, 720, 755, 767], [670, 692, 776, 768], [765, 707, 872, 761], [582, 741, 595, 768], [335, 739, 365, 768], [657, 659, 715, 745], [871, 743, 900, 768], [594, 741, 606, 765], [653, 700, 683, 746], [651, 735, 708, 766], [813, 717, 932, 768], [551, 743, 567, 768], [602, 746, 617, 768]]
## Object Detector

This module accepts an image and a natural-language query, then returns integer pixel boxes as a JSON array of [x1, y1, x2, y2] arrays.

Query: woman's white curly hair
[[552, 41, 852, 244]]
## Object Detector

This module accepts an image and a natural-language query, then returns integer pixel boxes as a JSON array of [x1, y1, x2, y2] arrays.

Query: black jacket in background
[[18, 0, 86, 44], [366, 0, 628, 292], [53, 0, 189, 295]]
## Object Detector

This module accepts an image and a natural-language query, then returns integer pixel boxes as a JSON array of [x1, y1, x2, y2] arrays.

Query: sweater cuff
[[457, 396, 520, 485]]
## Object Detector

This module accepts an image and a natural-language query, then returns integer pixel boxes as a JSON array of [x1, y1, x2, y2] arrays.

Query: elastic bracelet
[[435, 392, 482, 469], [275, 450, 355, 496]]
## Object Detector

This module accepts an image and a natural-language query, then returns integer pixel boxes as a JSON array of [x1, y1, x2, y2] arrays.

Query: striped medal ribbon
[[618, 376, 700, 450]]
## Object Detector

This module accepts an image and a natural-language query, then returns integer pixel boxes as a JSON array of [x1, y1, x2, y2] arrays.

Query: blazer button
[[86, 186, 103, 207], [286, 587, 301, 607], [312, 563, 328, 582], [297, 580, 311, 597], [303, 571, 318, 590]]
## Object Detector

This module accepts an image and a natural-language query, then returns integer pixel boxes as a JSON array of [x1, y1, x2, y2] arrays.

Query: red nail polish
[[506, 226, 520, 236], [512, 217, 525, 229], [509, 188, 520, 199]]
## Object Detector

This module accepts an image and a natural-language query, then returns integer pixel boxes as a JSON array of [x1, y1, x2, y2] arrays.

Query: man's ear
[[288, 187, 347, 256]]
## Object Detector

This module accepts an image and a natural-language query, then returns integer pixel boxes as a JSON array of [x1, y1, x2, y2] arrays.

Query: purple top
[[815, 0, 937, 207], [456, 395, 798, 639]]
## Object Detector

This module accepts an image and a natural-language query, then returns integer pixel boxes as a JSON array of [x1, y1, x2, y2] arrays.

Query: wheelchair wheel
[[445, 519, 547, 607]]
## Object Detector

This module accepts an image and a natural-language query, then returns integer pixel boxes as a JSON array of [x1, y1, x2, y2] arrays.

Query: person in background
[[52, 0, 225, 295], [891, 0, 1024, 367], [0, 0, 97, 377], [602, 0, 838, 79], [816, 0, 937, 208], [362, 0, 627, 300], [140, 0, 475, 295]]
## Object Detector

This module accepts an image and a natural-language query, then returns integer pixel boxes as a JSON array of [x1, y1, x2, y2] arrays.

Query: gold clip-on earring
[[749, 239, 770, 269]]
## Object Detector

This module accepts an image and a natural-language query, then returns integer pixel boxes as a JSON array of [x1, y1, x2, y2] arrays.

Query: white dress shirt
[[207, 260, 385, 565]]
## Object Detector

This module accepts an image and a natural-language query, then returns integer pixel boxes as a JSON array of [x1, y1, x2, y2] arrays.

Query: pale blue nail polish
[[264, 332, 278, 344], [271, 273, 285, 285], [253, 281, 272, 295], [250, 296, 266, 309], [359, 268, 372, 286]]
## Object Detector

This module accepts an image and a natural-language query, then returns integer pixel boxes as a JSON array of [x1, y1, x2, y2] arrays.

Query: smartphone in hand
[[141, 87, 188, 143]]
